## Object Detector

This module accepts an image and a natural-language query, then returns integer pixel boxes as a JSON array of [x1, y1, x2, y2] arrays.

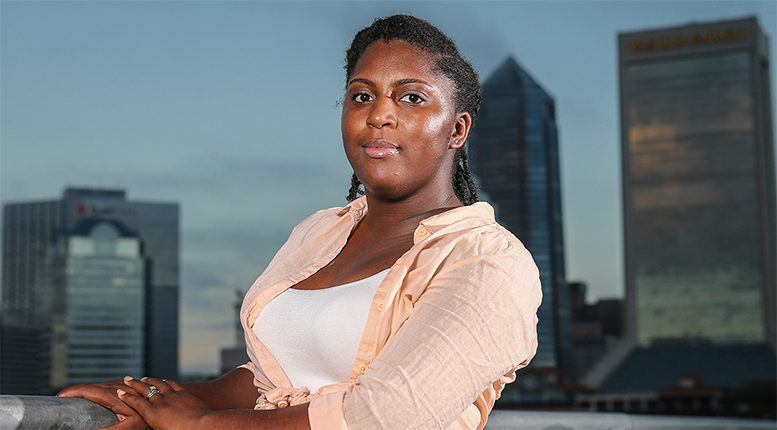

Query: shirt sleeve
[[308, 247, 542, 429]]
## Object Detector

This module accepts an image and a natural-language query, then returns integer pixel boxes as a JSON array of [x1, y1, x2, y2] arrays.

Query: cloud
[[180, 262, 246, 375], [144, 154, 339, 192], [178, 217, 297, 375], [184, 219, 293, 281]]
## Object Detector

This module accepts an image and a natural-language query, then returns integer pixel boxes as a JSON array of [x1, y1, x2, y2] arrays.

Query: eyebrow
[[347, 77, 431, 88]]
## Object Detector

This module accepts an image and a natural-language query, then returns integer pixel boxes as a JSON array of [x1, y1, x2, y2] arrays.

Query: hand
[[57, 379, 150, 429], [118, 376, 212, 430]]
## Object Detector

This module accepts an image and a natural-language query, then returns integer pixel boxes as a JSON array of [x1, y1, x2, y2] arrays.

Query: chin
[[363, 182, 412, 202]]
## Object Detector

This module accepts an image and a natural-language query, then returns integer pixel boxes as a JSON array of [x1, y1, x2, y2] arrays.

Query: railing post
[[0, 395, 119, 430]]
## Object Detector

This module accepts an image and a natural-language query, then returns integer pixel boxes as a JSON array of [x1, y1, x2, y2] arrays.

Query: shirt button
[[358, 364, 367, 374], [417, 226, 429, 237], [395, 257, 404, 265], [377, 303, 383, 312], [277, 400, 289, 408]]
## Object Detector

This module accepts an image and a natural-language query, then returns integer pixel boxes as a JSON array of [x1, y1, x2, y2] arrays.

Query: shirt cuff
[[308, 391, 347, 430]]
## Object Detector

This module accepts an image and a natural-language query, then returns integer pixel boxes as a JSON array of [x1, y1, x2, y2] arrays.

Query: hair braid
[[453, 147, 478, 205], [346, 173, 364, 202]]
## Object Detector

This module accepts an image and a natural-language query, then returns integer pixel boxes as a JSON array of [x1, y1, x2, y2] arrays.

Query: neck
[[361, 191, 462, 239]]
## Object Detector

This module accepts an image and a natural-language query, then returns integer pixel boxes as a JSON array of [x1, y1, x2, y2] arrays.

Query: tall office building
[[469, 57, 570, 371], [49, 219, 146, 387], [1, 188, 179, 394], [619, 17, 775, 348], [579, 18, 775, 415]]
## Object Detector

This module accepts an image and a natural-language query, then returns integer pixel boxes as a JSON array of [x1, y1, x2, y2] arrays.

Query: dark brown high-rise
[[619, 17, 775, 349]]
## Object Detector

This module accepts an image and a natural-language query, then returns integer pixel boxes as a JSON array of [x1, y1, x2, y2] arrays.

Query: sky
[[2, 0, 775, 375]]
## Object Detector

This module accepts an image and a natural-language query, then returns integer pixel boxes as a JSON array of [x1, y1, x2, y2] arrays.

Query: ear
[[450, 112, 472, 149]]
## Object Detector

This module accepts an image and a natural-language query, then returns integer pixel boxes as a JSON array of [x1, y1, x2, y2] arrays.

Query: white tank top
[[252, 269, 389, 392]]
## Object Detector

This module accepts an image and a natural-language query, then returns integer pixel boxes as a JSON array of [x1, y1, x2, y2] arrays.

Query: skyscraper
[[469, 57, 570, 371], [619, 17, 775, 348], [49, 219, 146, 388], [579, 18, 775, 415], [1, 188, 179, 394]]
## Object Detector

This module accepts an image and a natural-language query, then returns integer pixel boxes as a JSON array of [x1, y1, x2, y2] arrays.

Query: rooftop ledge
[[1, 395, 775, 430]]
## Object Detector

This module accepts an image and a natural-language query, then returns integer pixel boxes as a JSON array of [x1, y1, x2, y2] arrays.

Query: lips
[[362, 140, 399, 158]]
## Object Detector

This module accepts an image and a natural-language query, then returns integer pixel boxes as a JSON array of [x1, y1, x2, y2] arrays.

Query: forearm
[[197, 403, 311, 430], [183, 367, 259, 410], [182, 381, 222, 409]]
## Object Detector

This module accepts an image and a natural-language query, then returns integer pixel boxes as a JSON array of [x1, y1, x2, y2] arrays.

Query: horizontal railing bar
[[0, 395, 774, 430]]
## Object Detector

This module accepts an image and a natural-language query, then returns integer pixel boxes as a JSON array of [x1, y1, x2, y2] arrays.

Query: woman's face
[[341, 40, 469, 201]]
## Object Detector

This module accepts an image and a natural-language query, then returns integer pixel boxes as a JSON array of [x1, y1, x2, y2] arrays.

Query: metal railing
[[1, 395, 118, 429], [486, 410, 776, 429], [1, 395, 774, 430]]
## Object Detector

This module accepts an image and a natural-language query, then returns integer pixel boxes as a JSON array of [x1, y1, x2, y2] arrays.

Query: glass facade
[[469, 57, 570, 370], [1, 188, 179, 394], [620, 18, 775, 347], [50, 220, 146, 386], [1, 200, 61, 394]]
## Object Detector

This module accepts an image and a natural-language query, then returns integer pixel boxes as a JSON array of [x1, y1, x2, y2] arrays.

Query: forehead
[[351, 40, 453, 92]]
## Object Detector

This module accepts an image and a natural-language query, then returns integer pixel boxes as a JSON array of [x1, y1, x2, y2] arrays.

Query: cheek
[[417, 111, 455, 157], [342, 104, 367, 135], [341, 110, 357, 149], [340, 108, 352, 138], [422, 112, 450, 139], [341, 112, 366, 172]]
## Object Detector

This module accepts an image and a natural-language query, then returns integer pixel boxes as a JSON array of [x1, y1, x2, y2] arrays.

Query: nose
[[367, 97, 397, 129]]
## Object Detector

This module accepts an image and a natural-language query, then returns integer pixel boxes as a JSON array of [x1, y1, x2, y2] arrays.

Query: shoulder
[[254, 201, 358, 277], [290, 206, 344, 234], [285, 199, 363, 242], [420, 201, 534, 269], [420, 205, 542, 319]]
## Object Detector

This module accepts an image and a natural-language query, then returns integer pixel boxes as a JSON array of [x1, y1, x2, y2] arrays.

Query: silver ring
[[146, 386, 161, 400]]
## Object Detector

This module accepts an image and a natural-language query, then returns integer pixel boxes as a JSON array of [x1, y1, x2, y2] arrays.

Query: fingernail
[[123, 376, 133, 382], [140, 376, 149, 382], [117, 389, 126, 396]]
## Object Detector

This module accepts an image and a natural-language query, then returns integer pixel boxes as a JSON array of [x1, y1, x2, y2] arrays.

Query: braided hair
[[343, 14, 481, 205]]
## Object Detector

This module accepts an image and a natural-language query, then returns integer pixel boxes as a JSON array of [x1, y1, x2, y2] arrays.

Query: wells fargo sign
[[76, 201, 137, 217], [628, 27, 750, 53]]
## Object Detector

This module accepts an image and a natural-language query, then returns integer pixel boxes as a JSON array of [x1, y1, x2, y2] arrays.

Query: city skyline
[[2, 1, 775, 375], [1, 188, 179, 393]]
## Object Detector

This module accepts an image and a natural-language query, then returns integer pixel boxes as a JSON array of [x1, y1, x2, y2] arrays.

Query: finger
[[117, 389, 150, 416], [162, 379, 187, 392], [57, 384, 85, 397], [122, 376, 156, 398], [140, 377, 174, 394], [59, 379, 123, 396], [100, 414, 150, 430], [58, 384, 137, 417]]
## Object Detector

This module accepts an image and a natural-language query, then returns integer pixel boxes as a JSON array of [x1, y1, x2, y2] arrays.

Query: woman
[[60, 14, 541, 430]]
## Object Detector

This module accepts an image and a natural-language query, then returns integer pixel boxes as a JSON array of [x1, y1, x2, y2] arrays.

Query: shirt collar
[[418, 201, 495, 231], [337, 197, 495, 238], [336, 196, 368, 218]]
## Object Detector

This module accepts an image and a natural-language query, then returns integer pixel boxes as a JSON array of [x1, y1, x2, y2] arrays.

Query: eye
[[352, 93, 373, 103], [400, 93, 425, 104]]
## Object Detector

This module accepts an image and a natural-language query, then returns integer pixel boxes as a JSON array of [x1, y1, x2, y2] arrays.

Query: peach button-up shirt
[[239, 197, 542, 430]]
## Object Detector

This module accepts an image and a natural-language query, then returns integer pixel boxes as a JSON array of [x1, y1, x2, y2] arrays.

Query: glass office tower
[[469, 57, 570, 370], [619, 17, 775, 347], [49, 219, 146, 387], [1, 188, 179, 394]]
